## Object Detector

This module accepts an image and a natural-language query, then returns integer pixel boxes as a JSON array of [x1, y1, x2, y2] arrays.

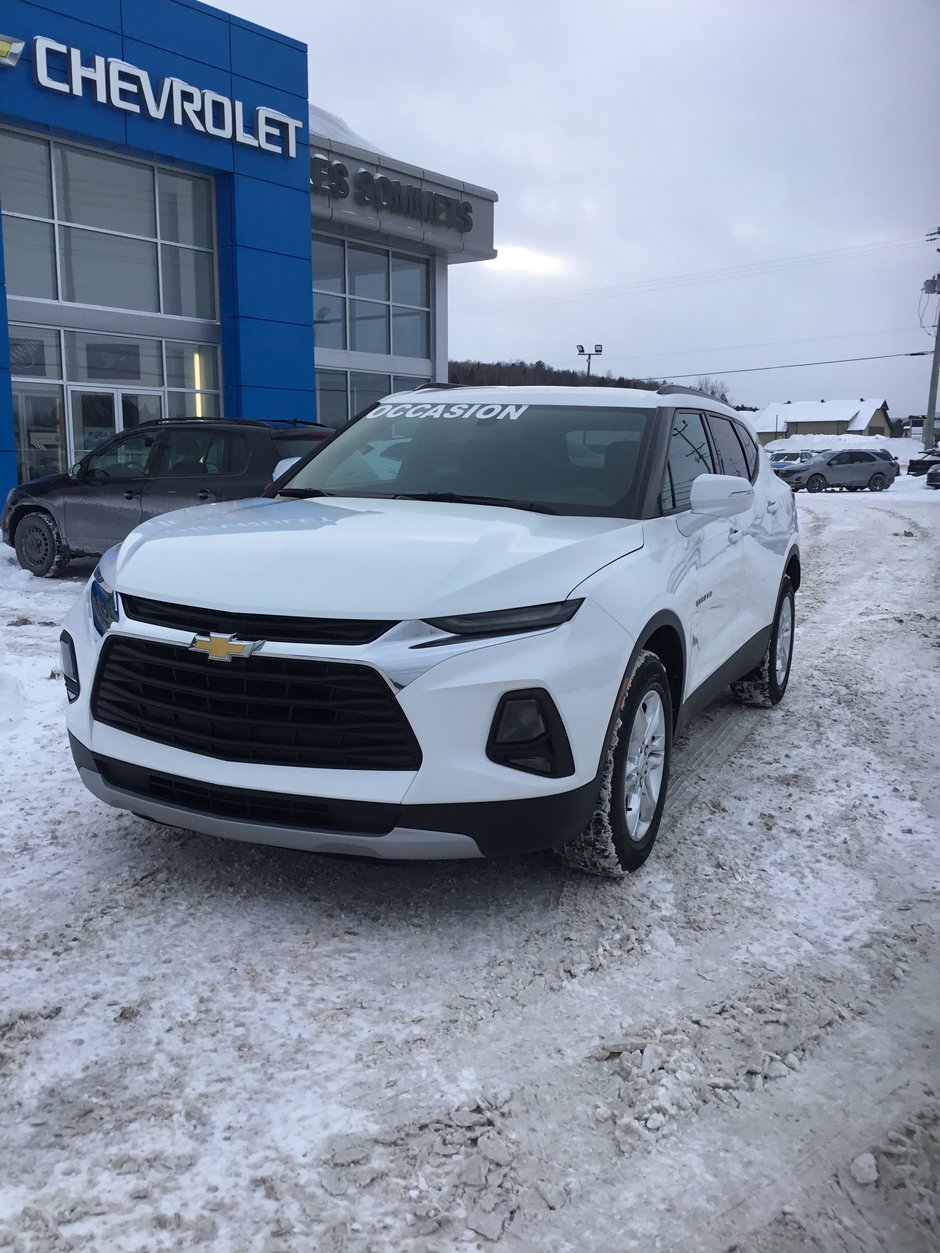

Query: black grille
[[95, 756, 396, 834], [92, 637, 421, 770], [120, 595, 396, 645]]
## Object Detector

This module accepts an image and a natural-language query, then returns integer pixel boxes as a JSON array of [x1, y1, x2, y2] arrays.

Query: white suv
[[61, 385, 800, 877]]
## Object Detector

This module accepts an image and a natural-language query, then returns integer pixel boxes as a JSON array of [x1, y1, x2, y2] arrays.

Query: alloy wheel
[[622, 690, 667, 843]]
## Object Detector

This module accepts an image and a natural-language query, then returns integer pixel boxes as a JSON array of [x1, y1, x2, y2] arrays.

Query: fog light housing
[[486, 689, 574, 777], [59, 631, 79, 702]]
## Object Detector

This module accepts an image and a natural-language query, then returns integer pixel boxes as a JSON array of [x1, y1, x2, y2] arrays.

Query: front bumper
[[70, 734, 600, 859], [62, 581, 633, 859]]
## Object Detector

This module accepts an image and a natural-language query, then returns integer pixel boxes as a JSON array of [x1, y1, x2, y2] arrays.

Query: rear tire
[[555, 651, 673, 878], [868, 473, 886, 492], [806, 474, 826, 493], [731, 576, 795, 708], [13, 512, 69, 578]]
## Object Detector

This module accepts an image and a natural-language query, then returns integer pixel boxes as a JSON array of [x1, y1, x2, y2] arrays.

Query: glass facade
[[0, 128, 217, 319], [315, 368, 431, 430], [312, 233, 433, 427], [8, 324, 221, 479]]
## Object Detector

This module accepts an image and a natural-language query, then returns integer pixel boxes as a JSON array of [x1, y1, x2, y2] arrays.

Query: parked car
[[2, 417, 332, 576], [926, 462, 940, 489], [768, 449, 824, 475], [61, 385, 800, 878], [871, 448, 900, 474], [907, 446, 940, 476], [775, 448, 896, 492]]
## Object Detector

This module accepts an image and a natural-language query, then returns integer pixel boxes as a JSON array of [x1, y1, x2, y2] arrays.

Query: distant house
[[750, 399, 891, 446]]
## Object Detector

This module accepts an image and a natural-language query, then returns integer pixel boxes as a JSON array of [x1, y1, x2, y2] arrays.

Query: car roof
[[384, 384, 741, 419]]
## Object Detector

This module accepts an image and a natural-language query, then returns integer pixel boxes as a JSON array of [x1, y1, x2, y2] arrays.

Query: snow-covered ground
[[0, 488, 938, 1252]]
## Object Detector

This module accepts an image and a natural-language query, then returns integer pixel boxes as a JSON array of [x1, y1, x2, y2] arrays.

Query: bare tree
[[695, 376, 732, 404]]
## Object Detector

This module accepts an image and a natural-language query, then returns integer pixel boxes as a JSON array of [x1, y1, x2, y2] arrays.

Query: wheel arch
[[8, 503, 56, 544], [632, 611, 686, 735], [784, 546, 801, 593]]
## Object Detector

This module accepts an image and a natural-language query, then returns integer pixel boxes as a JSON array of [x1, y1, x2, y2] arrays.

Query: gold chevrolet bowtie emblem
[[189, 632, 262, 662], [0, 36, 25, 68]]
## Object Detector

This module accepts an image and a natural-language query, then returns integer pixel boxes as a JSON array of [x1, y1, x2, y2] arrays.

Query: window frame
[[0, 125, 219, 320], [312, 232, 433, 362], [659, 409, 717, 515]]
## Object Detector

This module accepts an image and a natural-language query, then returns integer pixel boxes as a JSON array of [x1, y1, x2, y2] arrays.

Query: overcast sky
[[217, 0, 939, 416]]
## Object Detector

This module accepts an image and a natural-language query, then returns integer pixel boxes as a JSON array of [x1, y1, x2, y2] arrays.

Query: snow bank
[[765, 433, 925, 466], [0, 633, 25, 733]]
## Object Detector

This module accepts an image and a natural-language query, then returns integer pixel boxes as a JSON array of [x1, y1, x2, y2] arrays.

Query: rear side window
[[154, 429, 242, 477], [661, 411, 715, 511], [273, 434, 328, 459], [733, 420, 760, 479], [708, 415, 751, 481]]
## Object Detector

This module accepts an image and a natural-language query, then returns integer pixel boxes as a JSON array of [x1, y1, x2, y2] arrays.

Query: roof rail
[[414, 381, 464, 391], [656, 384, 726, 402]]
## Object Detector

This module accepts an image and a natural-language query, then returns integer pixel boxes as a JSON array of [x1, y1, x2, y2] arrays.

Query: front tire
[[555, 651, 673, 878], [14, 512, 69, 578], [806, 474, 827, 493], [731, 576, 795, 708]]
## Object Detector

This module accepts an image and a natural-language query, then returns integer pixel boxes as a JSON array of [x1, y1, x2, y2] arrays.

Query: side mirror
[[689, 474, 754, 518], [271, 456, 300, 484], [69, 462, 83, 480]]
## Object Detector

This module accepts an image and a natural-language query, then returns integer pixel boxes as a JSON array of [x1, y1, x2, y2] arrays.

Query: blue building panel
[[8, 0, 122, 38], [236, 386, 318, 424], [229, 22, 308, 92], [228, 247, 318, 325], [0, 0, 317, 502], [225, 179, 313, 256], [118, 0, 233, 73], [226, 318, 314, 391]]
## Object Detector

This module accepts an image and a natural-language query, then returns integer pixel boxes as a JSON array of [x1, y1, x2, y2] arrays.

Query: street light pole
[[576, 343, 603, 378], [924, 274, 940, 450]]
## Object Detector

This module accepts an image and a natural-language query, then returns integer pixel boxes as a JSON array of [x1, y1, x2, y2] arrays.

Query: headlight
[[423, 600, 583, 639], [90, 566, 119, 636]]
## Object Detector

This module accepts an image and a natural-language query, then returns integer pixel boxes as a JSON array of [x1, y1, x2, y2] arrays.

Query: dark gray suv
[[776, 448, 896, 493], [2, 417, 331, 576]]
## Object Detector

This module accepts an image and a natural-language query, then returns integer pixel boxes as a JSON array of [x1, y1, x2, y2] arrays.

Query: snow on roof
[[751, 399, 887, 434], [308, 104, 387, 155]]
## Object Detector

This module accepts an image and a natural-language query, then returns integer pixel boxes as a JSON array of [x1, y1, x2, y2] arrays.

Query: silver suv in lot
[[776, 448, 896, 493]]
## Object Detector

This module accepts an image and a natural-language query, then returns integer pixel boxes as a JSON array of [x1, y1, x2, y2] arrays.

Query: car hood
[[10, 473, 70, 498], [110, 495, 644, 618]]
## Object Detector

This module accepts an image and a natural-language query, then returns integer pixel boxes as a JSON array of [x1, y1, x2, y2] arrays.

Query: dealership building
[[0, 0, 496, 499]]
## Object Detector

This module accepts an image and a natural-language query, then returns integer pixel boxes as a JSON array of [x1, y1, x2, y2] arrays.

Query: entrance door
[[69, 389, 117, 462], [68, 389, 164, 462]]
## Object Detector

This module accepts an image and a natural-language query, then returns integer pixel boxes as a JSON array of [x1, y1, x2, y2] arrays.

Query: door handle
[[123, 490, 137, 500], [197, 489, 211, 500], [728, 526, 742, 543], [766, 500, 778, 513]]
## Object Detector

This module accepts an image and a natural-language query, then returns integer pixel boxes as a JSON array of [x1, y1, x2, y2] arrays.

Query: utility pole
[[924, 273, 940, 450], [576, 343, 603, 377]]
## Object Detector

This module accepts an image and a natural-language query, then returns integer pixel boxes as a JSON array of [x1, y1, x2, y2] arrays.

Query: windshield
[[277, 399, 655, 517]]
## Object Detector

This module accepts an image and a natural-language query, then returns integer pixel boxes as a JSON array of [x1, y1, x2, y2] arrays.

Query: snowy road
[[1, 486, 938, 1252]]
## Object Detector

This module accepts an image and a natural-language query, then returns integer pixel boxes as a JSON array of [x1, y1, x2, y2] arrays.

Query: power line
[[602, 326, 921, 368], [665, 351, 929, 379], [452, 234, 929, 317]]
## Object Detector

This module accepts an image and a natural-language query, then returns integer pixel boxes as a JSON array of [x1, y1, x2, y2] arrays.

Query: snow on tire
[[556, 649, 673, 878], [731, 575, 795, 708]]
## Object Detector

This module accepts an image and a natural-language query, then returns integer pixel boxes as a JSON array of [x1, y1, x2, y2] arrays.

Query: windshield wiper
[[274, 487, 335, 498], [393, 491, 558, 514]]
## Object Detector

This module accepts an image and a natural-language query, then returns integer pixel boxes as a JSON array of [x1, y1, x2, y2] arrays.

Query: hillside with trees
[[448, 360, 737, 405]]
